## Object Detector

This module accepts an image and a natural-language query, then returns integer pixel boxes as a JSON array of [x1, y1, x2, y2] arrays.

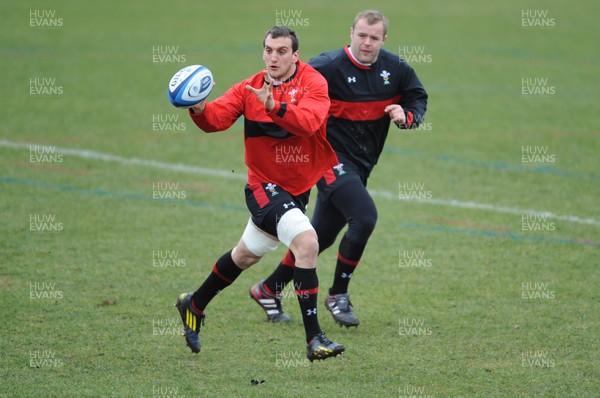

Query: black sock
[[264, 250, 295, 295], [191, 250, 242, 313], [329, 235, 366, 295], [294, 266, 322, 342]]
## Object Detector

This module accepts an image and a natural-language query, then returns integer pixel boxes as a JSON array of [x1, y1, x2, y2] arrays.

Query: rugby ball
[[168, 65, 213, 108]]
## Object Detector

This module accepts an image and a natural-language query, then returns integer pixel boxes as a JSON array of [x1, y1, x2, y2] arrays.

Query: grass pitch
[[1, 0, 599, 396]]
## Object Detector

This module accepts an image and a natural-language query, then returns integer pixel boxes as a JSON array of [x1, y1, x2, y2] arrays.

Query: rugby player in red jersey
[[175, 26, 344, 361]]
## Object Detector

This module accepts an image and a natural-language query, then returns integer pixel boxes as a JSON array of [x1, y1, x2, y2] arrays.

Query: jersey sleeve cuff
[[188, 102, 207, 116], [267, 101, 286, 118], [396, 110, 414, 129], [405, 111, 414, 128]]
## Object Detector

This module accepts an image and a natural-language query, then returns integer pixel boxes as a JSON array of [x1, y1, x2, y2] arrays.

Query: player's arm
[[390, 65, 428, 129], [188, 82, 245, 133]]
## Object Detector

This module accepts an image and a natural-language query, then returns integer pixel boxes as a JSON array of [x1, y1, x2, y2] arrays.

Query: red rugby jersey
[[189, 61, 338, 196]]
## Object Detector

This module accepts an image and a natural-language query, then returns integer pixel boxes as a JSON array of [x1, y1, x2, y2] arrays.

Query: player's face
[[263, 35, 299, 81], [350, 18, 386, 64]]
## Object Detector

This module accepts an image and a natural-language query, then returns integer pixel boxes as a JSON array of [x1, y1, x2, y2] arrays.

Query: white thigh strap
[[241, 218, 279, 257]]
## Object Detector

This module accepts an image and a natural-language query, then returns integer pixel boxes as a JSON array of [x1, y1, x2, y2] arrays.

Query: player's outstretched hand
[[189, 82, 216, 113], [246, 70, 275, 111]]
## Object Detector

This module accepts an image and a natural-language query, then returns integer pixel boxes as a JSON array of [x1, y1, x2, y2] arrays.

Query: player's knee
[[276, 208, 317, 266], [290, 230, 319, 267], [347, 208, 378, 242], [295, 230, 319, 255], [231, 244, 262, 269], [361, 208, 378, 232]]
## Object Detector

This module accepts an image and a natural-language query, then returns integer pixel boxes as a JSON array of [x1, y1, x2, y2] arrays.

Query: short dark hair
[[263, 26, 299, 52], [353, 10, 389, 37]]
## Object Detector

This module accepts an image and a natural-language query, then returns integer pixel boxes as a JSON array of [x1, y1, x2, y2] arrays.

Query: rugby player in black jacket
[[251, 10, 428, 327]]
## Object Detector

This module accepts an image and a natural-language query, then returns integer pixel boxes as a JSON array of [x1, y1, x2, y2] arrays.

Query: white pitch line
[[2, 139, 599, 227], [0, 139, 244, 180], [369, 190, 600, 227]]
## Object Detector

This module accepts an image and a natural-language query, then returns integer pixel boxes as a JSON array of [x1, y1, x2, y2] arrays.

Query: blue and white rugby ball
[[168, 65, 213, 108]]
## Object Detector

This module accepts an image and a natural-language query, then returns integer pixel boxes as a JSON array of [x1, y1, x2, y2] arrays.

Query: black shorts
[[316, 157, 366, 200], [244, 182, 310, 237]]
